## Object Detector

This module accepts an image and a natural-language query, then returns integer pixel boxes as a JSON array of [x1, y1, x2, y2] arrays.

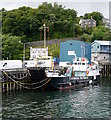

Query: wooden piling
[[101, 62, 111, 78], [1, 68, 29, 92]]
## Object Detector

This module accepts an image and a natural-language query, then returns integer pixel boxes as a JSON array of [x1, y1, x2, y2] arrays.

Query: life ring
[[86, 70, 89, 75], [67, 69, 69, 74]]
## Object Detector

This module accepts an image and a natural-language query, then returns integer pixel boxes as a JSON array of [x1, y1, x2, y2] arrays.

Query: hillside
[[1, 2, 111, 60]]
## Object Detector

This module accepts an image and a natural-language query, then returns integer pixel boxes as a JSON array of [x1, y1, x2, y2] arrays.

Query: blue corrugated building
[[60, 40, 91, 63]]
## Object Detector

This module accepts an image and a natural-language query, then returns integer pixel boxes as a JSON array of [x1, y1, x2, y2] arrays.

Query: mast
[[39, 23, 49, 48]]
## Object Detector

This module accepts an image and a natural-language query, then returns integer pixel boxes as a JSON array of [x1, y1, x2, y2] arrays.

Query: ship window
[[97, 46, 99, 48], [82, 63, 85, 65], [32, 51, 35, 54], [33, 55, 36, 59], [67, 63, 70, 65], [43, 50, 46, 53], [78, 63, 81, 65], [74, 63, 77, 65]]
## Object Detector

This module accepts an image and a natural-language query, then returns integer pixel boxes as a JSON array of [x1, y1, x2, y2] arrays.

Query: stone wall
[[26, 37, 81, 47]]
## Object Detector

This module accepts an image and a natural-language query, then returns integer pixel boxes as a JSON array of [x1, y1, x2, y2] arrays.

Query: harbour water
[[2, 77, 111, 119]]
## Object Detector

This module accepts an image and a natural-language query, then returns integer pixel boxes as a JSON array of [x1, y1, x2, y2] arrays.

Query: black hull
[[28, 67, 47, 81], [48, 76, 94, 90], [28, 67, 100, 90]]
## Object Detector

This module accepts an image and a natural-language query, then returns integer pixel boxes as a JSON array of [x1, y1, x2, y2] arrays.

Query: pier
[[1, 68, 30, 92], [100, 61, 111, 77]]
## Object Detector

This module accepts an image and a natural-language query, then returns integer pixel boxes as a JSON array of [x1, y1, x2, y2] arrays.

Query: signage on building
[[68, 51, 75, 55]]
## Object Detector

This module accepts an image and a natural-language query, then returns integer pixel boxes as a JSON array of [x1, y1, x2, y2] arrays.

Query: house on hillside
[[102, 18, 111, 31], [91, 40, 111, 63], [79, 17, 96, 28]]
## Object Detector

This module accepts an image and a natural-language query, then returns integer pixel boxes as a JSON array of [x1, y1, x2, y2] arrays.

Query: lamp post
[[23, 43, 26, 61], [23, 42, 30, 61]]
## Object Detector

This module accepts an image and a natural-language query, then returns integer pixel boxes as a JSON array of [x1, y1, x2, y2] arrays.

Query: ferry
[[28, 56, 100, 90]]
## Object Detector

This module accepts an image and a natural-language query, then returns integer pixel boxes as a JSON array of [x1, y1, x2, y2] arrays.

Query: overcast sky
[[1, 0, 111, 19]]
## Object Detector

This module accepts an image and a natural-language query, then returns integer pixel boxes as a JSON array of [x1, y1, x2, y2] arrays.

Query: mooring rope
[[2, 69, 30, 80], [2, 70, 51, 89], [2, 70, 50, 85]]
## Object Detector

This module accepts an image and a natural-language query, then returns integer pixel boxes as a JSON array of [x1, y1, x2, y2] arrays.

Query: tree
[[91, 27, 104, 41], [2, 3, 77, 41], [91, 26, 110, 41], [81, 33, 91, 42], [103, 32, 111, 40], [2, 35, 23, 60]]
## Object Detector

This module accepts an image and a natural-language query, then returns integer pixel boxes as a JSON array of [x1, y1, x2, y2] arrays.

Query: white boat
[[59, 57, 100, 80]]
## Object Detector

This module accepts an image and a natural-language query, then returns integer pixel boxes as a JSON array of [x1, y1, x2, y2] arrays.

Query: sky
[[1, 0, 111, 19]]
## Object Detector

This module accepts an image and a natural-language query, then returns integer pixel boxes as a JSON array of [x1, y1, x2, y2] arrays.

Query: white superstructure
[[59, 57, 100, 78], [30, 47, 48, 60]]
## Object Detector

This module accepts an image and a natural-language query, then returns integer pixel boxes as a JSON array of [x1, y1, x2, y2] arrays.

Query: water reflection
[[2, 77, 111, 119]]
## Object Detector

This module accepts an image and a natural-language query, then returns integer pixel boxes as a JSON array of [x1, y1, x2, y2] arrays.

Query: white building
[[102, 18, 111, 31], [79, 17, 96, 28], [30, 47, 48, 60]]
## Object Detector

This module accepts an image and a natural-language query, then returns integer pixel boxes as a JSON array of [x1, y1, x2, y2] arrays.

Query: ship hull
[[28, 67, 47, 81], [28, 67, 99, 90], [48, 76, 94, 90]]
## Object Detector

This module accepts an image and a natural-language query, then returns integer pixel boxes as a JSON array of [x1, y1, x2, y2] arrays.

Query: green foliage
[[81, 33, 91, 42], [2, 34, 23, 60], [2, 2, 77, 41], [91, 26, 111, 41], [48, 44, 60, 57], [103, 32, 111, 40]]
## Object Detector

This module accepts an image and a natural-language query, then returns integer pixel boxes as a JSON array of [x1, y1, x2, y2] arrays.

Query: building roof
[[93, 40, 111, 45], [60, 39, 91, 45]]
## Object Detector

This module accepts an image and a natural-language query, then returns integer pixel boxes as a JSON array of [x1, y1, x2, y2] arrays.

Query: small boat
[[45, 69, 92, 90]]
